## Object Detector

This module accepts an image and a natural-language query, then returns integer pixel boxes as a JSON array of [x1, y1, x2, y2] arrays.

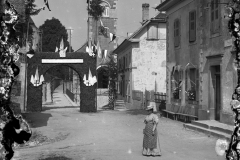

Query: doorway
[[211, 65, 221, 121]]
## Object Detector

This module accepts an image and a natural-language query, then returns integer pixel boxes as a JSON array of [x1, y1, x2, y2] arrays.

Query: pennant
[[59, 38, 64, 51], [86, 42, 95, 57], [97, 41, 102, 58], [88, 68, 92, 84], [59, 38, 67, 57], [44, 0, 51, 11], [99, 19, 109, 38], [55, 47, 58, 52], [34, 67, 39, 86], [27, 54, 34, 58], [109, 33, 116, 43], [104, 50, 108, 59], [30, 75, 35, 85], [40, 75, 45, 84]]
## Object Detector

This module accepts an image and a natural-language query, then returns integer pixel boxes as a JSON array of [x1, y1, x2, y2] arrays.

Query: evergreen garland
[[108, 54, 117, 109], [226, 0, 240, 159]]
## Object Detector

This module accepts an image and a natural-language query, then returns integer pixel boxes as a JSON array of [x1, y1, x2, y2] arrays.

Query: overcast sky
[[32, 0, 161, 51]]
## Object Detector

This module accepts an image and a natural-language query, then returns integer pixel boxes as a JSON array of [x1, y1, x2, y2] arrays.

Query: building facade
[[88, 0, 118, 88], [157, 0, 234, 124], [114, 4, 166, 110]]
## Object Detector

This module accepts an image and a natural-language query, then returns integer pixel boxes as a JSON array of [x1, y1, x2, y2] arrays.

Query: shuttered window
[[189, 10, 196, 42], [174, 19, 180, 47], [211, 0, 220, 33], [147, 24, 158, 39]]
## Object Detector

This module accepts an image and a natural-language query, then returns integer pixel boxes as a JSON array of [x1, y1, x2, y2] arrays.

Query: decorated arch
[[27, 52, 97, 112]]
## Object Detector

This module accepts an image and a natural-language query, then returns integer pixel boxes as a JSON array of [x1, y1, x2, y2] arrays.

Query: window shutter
[[174, 20, 177, 46], [177, 19, 180, 46], [189, 11, 196, 42], [210, 0, 214, 33], [148, 25, 158, 39], [215, 0, 220, 32], [174, 19, 180, 47]]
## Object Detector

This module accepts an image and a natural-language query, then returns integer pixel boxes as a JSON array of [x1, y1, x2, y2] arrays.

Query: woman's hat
[[146, 105, 154, 110]]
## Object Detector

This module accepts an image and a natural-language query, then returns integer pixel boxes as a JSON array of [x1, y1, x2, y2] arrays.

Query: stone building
[[113, 4, 166, 110], [156, 0, 235, 124], [88, 0, 118, 89]]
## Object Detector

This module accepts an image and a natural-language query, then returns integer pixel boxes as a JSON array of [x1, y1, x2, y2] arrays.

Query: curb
[[183, 123, 231, 141]]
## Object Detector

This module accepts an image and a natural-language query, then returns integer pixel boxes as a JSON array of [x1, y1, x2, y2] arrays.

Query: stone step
[[191, 121, 233, 135], [184, 123, 231, 141]]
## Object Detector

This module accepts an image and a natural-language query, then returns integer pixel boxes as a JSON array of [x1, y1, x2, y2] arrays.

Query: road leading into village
[[12, 86, 225, 160]]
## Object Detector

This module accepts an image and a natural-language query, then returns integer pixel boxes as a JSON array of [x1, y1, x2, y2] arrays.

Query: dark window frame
[[189, 10, 196, 42], [210, 0, 220, 34], [174, 19, 180, 47]]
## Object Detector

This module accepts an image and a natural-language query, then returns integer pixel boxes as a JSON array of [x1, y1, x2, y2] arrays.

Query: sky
[[32, 0, 161, 51]]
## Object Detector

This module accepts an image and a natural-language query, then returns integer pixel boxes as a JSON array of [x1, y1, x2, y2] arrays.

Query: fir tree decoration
[[226, 1, 240, 159]]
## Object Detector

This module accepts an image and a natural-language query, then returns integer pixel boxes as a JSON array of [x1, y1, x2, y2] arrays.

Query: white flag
[[55, 47, 58, 52], [30, 75, 35, 85], [88, 68, 92, 85], [97, 41, 102, 58], [34, 67, 39, 83], [40, 75, 45, 84], [104, 50, 108, 58]]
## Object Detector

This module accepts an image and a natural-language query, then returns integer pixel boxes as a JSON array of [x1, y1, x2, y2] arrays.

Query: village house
[[156, 0, 235, 125], [113, 4, 166, 110]]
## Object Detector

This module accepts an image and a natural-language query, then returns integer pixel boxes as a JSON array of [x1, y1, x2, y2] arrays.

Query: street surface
[[12, 86, 225, 160]]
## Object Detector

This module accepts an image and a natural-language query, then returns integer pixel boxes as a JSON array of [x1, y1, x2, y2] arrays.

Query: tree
[[87, 0, 105, 21], [13, 0, 42, 47], [39, 17, 74, 52]]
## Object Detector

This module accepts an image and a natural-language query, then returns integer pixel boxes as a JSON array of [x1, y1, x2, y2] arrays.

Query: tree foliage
[[39, 17, 74, 52], [87, 0, 105, 21]]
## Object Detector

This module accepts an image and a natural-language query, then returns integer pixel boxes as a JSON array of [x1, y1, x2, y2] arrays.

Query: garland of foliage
[[0, 1, 32, 159], [226, 0, 240, 159], [108, 55, 117, 109]]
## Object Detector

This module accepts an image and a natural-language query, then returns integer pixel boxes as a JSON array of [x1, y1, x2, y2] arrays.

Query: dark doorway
[[211, 65, 221, 121]]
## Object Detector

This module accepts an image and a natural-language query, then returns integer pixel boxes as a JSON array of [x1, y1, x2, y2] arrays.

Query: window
[[171, 70, 181, 99], [103, 6, 109, 17], [211, 0, 220, 33], [185, 68, 198, 101], [189, 10, 196, 42], [147, 24, 158, 39], [101, 2, 110, 17], [174, 19, 180, 47]]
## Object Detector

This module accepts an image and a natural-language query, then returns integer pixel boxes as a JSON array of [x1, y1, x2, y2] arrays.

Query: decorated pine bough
[[0, 1, 32, 159]]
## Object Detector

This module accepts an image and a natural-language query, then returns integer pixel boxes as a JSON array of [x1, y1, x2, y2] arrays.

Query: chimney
[[142, 3, 150, 22]]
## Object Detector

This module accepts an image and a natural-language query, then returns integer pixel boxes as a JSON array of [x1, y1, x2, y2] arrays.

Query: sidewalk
[[42, 84, 78, 108], [184, 120, 234, 141]]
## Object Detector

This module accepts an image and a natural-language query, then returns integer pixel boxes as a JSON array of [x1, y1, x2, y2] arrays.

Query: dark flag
[[99, 19, 109, 38], [109, 33, 117, 43], [44, 0, 51, 11]]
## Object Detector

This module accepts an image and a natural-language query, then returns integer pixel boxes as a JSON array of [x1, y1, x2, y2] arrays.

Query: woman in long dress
[[142, 105, 161, 156]]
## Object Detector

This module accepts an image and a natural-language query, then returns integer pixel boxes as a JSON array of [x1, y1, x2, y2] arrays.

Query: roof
[[76, 41, 88, 52], [113, 12, 166, 54], [155, 0, 184, 11]]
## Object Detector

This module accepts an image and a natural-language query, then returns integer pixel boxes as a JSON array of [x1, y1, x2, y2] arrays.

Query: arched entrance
[[27, 52, 96, 112], [41, 65, 81, 107]]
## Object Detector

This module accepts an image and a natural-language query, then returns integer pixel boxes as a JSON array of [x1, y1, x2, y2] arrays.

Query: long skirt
[[142, 122, 161, 156]]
